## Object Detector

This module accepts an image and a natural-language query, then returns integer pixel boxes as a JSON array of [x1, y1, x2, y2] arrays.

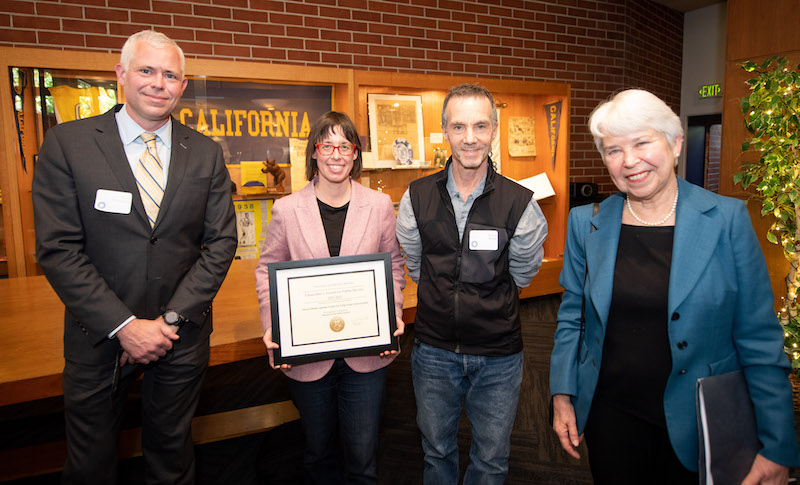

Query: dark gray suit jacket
[[33, 105, 237, 365]]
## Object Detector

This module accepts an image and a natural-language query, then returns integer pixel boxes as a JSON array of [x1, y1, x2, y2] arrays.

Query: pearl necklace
[[626, 187, 679, 226]]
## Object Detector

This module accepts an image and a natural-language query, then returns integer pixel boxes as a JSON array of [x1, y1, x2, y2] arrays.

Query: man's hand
[[116, 317, 179, 366]]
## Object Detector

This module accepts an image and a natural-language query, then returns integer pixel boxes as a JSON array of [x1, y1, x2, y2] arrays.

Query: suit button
[[150, 237, 158, 244], [677, 341, 687, 349], [671, 312, 680, 321], [678, 369, 687, 375]]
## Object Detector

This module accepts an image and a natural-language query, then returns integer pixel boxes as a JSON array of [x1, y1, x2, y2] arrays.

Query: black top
[[317, 198, 349, 257], [593, 224, 675, 427]]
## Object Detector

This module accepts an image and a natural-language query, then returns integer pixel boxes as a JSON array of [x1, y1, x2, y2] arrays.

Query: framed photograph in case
[[367, 93, 425, 167]]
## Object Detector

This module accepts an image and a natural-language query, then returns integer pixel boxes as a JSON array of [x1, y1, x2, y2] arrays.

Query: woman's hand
[[552, 393, 583, 459], [379, 316, 405, 358], [262, 327, 291, 370], [741, 454, 789, 485]]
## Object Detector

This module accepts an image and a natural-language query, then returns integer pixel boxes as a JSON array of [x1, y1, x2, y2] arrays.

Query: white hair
[[119, 30, 185, 76], [589, 89, 683, 157]]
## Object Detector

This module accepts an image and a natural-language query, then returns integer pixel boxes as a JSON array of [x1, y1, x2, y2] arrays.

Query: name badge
[[468, 229, 498, 251], [94, 189, 132, 214]]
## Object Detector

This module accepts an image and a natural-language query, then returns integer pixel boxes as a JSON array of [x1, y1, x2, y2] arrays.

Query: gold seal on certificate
[[330, 316, 345, 332]]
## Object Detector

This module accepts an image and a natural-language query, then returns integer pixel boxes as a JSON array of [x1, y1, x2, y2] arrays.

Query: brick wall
[[706, 123, 721, 193], [0, 0, 683, 194]]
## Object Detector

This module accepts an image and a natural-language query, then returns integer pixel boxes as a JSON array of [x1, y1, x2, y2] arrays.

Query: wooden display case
[[352, 71, 570, 297], [0, 47, 569, 299], [0, 47, 351, 278]]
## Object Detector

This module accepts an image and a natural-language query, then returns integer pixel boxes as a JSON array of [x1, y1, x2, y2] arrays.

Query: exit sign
[[699, 83, 722, 98]]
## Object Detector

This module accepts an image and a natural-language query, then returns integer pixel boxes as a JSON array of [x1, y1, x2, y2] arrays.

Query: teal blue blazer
[[549, 177, 800, 470]]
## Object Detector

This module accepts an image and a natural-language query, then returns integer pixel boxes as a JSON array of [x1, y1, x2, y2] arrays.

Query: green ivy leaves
[[734, 56, 800, 369]]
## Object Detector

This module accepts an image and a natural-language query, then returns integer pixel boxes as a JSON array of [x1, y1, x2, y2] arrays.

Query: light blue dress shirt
[[108, 105, 175, 337]]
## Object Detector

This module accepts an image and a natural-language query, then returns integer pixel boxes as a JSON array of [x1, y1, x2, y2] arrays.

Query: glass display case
[[0, 47, 569, 297]]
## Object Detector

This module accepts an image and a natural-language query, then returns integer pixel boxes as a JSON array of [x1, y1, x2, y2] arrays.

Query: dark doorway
[[686, 114, 722, 192]]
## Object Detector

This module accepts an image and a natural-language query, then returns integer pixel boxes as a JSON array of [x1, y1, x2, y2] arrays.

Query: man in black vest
[[396, 83, 547, 484]]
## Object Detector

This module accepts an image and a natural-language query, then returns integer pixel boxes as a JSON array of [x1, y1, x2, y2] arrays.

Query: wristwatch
[[163, 309, 186, 327]]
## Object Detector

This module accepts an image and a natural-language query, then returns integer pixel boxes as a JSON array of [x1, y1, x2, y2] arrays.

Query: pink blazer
[[254, 178, 406, 382]]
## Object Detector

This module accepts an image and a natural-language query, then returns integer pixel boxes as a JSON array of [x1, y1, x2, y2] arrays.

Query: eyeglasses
[[316, 144, 356, 156]]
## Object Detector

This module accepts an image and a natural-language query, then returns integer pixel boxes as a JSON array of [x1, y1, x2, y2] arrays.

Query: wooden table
[[0, 257, 559, 480], [0, 257, 560, 407], [0, 258, 420, 480], [0, 259, 267, 407]]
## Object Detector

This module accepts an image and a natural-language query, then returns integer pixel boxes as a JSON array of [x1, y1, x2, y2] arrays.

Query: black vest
[[409, 160, 532, 356]]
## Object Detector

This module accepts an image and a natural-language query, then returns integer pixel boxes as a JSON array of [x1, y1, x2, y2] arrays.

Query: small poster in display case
[[367, 94, 425, 167]]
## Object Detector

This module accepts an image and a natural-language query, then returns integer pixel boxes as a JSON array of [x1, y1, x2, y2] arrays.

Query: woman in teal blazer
[[549, 89, 800, 484]]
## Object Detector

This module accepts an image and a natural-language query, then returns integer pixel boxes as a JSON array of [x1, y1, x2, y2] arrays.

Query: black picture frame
[[268, 252, 398, 365]]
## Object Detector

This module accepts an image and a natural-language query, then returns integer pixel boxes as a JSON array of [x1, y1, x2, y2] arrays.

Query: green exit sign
[[699, 83, 722, 98]]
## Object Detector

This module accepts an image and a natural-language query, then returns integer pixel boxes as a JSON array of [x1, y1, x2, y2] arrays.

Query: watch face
[[164, 311, 180, 325]]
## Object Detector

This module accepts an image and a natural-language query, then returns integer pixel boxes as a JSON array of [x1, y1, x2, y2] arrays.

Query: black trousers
[[584, 398, 699, 485], [61, 337, 209, 485]]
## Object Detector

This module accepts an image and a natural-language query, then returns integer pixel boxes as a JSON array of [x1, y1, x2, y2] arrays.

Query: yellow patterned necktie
[[135, 133, 164, 227]]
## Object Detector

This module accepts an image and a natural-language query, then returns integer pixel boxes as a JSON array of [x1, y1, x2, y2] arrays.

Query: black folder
[[696, 370, 761, 484]]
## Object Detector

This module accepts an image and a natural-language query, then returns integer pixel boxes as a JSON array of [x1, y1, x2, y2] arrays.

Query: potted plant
[[733, 56, 800, 376]]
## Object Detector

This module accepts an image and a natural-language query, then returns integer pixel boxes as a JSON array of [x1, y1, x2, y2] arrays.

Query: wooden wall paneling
[[720, 0, 800, 310], [725, 0, 800, 62]]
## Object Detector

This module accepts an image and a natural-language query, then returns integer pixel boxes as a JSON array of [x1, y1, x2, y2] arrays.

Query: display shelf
[[0, 48, 569, 298], [352, 70, 571, 280]]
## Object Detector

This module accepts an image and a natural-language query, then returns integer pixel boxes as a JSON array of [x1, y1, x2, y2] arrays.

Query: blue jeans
[[411, 340, 523, 485], [287, 359, 387, 485]]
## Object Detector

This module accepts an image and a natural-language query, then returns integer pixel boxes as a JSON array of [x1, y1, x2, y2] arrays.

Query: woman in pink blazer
[[255, 111, 405, 483]]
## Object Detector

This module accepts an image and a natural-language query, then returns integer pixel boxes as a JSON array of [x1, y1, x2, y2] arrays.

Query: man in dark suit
[[32, 30, 237, 484]]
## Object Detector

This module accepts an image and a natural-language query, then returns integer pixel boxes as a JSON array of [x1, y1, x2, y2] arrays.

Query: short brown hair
[[441, 83, 497, 129], [305, 111, 363, 181]]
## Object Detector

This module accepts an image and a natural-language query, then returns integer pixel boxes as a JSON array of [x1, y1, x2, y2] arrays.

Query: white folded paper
[[515, 172, 555, 200]]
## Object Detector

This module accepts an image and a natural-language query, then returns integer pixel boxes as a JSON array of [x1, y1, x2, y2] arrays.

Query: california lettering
[[179, 108, 312, 139]]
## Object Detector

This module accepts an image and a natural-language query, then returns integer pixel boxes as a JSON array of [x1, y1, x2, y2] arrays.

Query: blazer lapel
[[295, 179, 331, 258], [585, 194, 623, 328], [155, 118, 189, 229], [93, 107, 149, 225], [339, 181, 371, 257], [668, 179, 721, 314]]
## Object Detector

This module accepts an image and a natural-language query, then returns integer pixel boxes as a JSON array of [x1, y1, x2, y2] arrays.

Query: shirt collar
[[115, 104, 173, 149], [445, 163, 487, 201]]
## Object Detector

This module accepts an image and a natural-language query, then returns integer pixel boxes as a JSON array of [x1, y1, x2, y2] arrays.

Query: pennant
[[544, 100, 562, 170]]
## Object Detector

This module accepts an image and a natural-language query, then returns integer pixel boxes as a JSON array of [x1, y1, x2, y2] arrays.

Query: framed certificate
[[268, 253, 399, 365]]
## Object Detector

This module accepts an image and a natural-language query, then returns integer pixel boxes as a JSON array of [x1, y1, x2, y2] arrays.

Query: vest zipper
[[454, 249, 461, 353]]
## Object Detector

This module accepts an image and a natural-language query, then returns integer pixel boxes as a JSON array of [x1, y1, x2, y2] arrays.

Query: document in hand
[[696, 370, 761, 485]]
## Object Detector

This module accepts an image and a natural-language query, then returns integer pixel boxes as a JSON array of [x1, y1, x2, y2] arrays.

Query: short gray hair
[[119, 30, 185, 76], [589, 89, 683, 157], [441, 83, 498, 129]]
